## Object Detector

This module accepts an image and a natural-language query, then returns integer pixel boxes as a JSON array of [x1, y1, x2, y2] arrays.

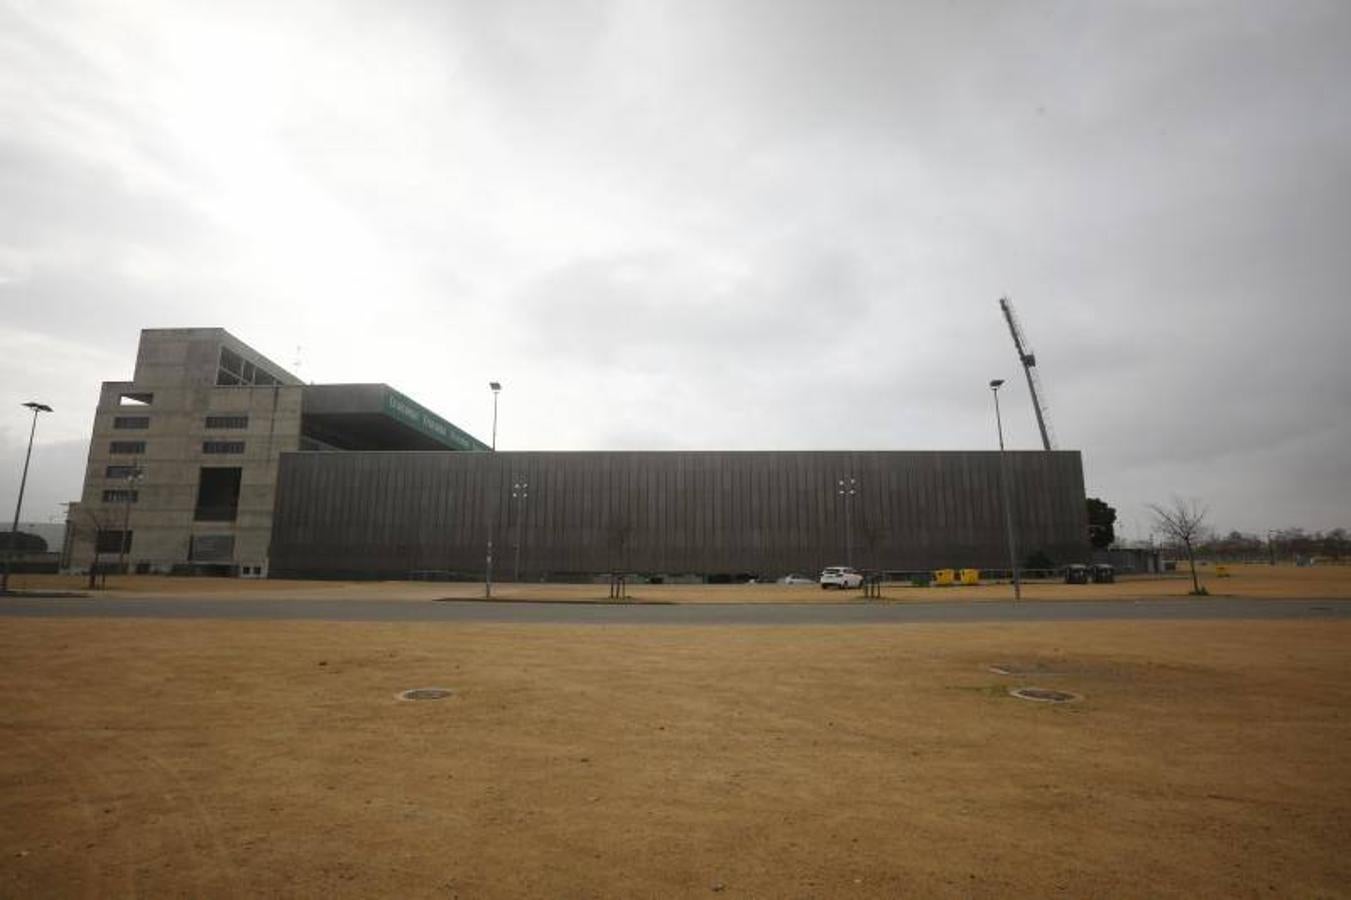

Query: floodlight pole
[[489, 381, 501, 451], [2, 402, 52, 595], [990, 380, 1021, 600], [114, 465, 143, 579]]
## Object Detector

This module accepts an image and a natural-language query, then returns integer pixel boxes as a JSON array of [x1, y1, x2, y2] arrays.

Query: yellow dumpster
[[960, 568, 980, 585], [933, 568, 955, 586]]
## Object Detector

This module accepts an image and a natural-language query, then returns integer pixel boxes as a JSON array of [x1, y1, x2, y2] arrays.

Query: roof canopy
[[301, 384, 488, 451]]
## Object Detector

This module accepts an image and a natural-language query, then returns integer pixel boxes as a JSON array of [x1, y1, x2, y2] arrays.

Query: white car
[[778, 573, 815, 585], [819, 566, 864, 589]]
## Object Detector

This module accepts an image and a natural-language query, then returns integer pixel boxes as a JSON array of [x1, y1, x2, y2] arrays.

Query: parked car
[[778, 573, 815, 585], [819, 566, 864, 589]]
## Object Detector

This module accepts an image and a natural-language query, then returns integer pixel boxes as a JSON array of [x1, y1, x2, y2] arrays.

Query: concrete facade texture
[[68, 329, 304, 575], [269, 450, 1091, 579]]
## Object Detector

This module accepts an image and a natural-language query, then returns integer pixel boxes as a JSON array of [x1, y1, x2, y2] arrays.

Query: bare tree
[[66, 504, 125, 589], [1149, 497, 1209, 595]]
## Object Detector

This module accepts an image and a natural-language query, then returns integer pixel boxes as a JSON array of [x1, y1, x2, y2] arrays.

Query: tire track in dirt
[[124, 743, 241, 896], [5, 728, 135, 898], [11, 679, 238, 898]]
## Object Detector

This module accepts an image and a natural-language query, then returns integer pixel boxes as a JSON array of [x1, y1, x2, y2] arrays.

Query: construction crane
[[998, 297, 1056, 451]]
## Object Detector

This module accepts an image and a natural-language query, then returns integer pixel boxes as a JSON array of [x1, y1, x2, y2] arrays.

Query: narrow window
[[95, 530, 132, 554], [205, 415, 249, 429], [109, 441, 147, 454], [203, 440, 245, 454], [105, 465, 143, 478], [117, 392, 153, 406], [113, 416, 150, 429], [102, 489, 139, 503]]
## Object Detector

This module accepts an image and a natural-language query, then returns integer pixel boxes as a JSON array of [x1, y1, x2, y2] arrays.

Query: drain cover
[[398, 687, 453, 701], [1009, 687, 1078, 703]]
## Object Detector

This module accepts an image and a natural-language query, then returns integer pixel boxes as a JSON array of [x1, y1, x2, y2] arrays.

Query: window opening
[[203, 440, 245, 454], [195, 467, 242, 521], [105, 465, 143, 478], [217, 346, 281, 387], [95, 530, 132, 554], [205, 415, 249, 429]]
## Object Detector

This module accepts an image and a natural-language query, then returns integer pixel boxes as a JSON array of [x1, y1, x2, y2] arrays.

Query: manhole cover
[[1009, 687, 1079, 703], [398, 688, 453, 701]]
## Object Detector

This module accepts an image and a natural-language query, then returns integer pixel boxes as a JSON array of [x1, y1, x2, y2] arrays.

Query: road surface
[[1, 595, 1348, 624]]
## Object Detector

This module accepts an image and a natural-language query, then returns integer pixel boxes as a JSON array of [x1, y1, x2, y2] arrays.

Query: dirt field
[[7, 562, 1351, 603], [1, 616, 1347, 897]]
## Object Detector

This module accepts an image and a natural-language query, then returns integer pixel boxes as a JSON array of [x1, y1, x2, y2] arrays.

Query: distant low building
[[1092, 547, 1163, 574]]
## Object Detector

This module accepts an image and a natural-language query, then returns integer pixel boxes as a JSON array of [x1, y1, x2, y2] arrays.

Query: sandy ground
[[1, 617, 1347, 898], [7, 562, 1351, 602]]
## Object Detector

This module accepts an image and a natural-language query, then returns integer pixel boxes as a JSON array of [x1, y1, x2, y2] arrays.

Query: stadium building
[[67, 328, 487, 577], [69, 328, 1090, 580]]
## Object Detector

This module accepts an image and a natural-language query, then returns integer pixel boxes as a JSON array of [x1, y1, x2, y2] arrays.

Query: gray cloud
[[1, 0, 1349, 536]]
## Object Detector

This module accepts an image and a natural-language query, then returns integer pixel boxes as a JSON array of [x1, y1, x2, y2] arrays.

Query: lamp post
[[989, 380, 1021, 600], [114, 464, 143, 579], [1267, 529, 1277, 566], [838, 476, 857, 567], [512, 479, 528, 582], [2, 401, 53, 595], [489, 381, 502, 451]]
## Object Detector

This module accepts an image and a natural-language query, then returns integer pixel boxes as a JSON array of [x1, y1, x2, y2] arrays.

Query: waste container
[[933, 568, 956, 586], [1064, 564, 1090, 584], [960, 568, 980, 585], [1091, 563, 1115, 584]]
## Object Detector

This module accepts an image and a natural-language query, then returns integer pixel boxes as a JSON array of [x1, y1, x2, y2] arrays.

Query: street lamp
[[114, 464, 143, 579], [989, 380, 1021, 600], [838, 476, 857, 567], [2, 401, 53, 594], [488, 381, 502, 451]]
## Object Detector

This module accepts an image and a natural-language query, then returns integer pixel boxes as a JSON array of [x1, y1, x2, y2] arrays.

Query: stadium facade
[[68, 328, 486, 577], [70, 329, 1091, 580]]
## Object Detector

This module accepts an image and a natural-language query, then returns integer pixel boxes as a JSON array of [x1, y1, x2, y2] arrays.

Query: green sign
[[383, 389, 488, 451]]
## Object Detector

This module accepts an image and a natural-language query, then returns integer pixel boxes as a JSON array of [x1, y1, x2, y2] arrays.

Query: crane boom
[[998, 297, 1056, 450]]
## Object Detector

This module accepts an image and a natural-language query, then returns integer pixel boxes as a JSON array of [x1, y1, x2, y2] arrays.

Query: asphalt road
[[1, 595, 1348, 625]]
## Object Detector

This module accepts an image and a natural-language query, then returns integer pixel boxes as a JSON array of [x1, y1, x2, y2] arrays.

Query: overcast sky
[[2, 0, 1349, 540]]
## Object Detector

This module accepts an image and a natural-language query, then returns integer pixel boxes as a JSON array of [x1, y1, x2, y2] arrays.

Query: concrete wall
[[270, 450, 1091, 579], [68, 329, 304, 575]]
